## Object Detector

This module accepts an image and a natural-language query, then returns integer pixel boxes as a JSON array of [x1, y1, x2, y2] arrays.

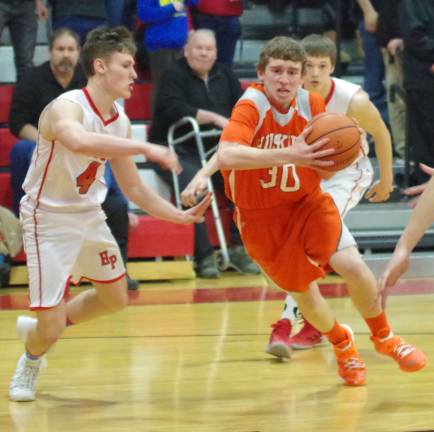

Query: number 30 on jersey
[[260, 164, 300, 192]]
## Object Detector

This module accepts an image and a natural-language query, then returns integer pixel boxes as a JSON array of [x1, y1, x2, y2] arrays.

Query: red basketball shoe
[[290, 320, 327, 350], [265, 319, 292, 359]]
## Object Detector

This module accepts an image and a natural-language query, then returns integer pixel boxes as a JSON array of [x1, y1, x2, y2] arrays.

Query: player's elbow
[[65, 131, 94, 154], [216, 145, 233, 170]]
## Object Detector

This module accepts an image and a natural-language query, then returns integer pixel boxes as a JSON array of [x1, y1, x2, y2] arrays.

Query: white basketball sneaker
[[9, 353, 45, 401], [9, 316, 45, 401]]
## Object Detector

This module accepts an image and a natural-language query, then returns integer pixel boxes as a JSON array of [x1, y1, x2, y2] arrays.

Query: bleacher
[[3, 9, 434, 285], [0, 22, 239, 285], [0, 75, 244, 284]]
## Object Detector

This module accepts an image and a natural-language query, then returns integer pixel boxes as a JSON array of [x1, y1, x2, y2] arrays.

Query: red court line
[[1, 280, 433, 311]]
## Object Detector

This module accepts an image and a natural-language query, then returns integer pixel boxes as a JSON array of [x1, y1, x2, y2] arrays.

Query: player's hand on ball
[[290, 126, 335, 168], [303, 113, 362, 172]]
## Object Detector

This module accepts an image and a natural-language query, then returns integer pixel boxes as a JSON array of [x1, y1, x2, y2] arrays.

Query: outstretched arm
[[218, 126, 335, 171], [110, 157, 211, 224], [43, 99, 181, 172], [379, 174, 434, 304], [402, 163, 434, 208]]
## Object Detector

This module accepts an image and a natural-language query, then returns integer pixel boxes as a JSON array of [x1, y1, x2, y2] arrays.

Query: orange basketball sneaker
[[333, 325, 367, 386], [370, 329, 427, 372]]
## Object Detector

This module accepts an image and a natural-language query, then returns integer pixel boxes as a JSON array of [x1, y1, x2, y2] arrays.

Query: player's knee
[[331, 248, 368, 280], [337, 255, 367, 280]]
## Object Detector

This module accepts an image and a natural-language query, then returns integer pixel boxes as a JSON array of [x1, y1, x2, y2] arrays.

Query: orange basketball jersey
[[219, 83, 341, 292], [221, 83, 325, 210]]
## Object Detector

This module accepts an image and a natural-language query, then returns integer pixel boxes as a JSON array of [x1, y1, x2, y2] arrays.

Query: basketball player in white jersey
[[9, 27, 212, 402], [265, 33, 396, 355]]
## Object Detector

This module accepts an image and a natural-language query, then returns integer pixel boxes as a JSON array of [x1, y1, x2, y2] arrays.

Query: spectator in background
[[50, 0, 108, 45], [191, 0, 242, 66], [105, 0, 125, 26], [356, 0, 389, 125], [150, 29, 259, 278], [0, 0, 48, 80], [8, 27, 140, 290], [122, 0, 137, 30], [104, 0, 135, 29], [0, 205, 22, 288], [136, 0, 198, 113], [9, 27, 86, 215], [356, 0, 405, 158], [399, 0, 434, 185], [377, 0, 405, 159]]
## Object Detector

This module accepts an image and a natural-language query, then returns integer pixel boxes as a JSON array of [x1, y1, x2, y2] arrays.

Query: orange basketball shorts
[[236, 192, 341, 293]]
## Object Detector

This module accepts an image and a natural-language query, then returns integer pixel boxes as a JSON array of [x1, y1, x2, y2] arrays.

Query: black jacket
[[399, 0, 434, 90], [9, 61, 86, 137], [377, 0, 401, 47], [150, 57, 243, 153]]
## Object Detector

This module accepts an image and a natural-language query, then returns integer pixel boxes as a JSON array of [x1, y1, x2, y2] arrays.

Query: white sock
[[25, 352, 41, 362], [280, 294, 298, 324]]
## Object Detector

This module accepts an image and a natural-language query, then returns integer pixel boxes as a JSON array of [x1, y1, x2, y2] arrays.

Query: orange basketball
[[305, 112, 362, 172]]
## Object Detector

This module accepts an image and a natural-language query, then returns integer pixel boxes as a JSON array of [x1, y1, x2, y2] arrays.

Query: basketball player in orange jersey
[[8, 27, 212, 402], [216, 35, 426, 386], [266, 33, 397, 353]]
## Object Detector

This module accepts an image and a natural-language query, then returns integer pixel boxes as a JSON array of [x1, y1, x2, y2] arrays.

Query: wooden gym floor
[[0, 272, 433, 432]]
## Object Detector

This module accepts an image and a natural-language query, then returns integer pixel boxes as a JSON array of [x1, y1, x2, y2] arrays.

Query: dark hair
[[49, 27, 80, 51], [301, 34, 337, 66], [81, 26, 137, 77], [257, 36, 305, 71]]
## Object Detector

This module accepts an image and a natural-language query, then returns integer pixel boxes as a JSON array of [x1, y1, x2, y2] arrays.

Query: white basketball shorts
[[322, 156, 374, 250], [20, 201, 125, 310]]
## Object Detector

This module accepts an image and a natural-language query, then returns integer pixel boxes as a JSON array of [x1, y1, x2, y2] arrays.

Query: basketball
[[305, 112, 362, 172]]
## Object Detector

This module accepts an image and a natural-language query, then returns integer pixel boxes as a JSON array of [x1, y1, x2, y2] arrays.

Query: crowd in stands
[[1, 0, 434, 286]]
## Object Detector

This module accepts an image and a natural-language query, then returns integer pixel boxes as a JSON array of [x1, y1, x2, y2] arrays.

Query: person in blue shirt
[[137, 0, 198, 112]]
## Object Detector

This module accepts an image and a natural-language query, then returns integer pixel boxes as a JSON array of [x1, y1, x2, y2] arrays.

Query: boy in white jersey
[[265, 35, 423, 366], [9, 27, 212, 402]]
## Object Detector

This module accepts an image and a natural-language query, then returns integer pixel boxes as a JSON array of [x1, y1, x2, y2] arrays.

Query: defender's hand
[[180, 192, 213, 224], [378, 247, 410, 308]]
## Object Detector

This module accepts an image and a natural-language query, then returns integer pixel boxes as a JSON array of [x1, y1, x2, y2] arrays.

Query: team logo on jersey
[[99, 250, 117, 269], [256, 133, 295, 149]]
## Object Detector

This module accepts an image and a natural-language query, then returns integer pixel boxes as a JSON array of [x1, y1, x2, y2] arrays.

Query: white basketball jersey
[[22, 88, 130, 212], [325, 77, 369, 155]]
